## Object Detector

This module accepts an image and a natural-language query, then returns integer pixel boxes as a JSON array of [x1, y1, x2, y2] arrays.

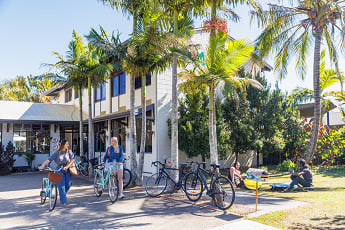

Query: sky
[[0, 0, 341, 93]]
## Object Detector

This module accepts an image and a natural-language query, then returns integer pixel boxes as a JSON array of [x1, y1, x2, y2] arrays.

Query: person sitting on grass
[[229, 162, 244, 188], [283, 158, 313, 192]]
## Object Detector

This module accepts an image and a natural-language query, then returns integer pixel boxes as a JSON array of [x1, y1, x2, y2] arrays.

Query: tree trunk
[[130, 74, 138, 186], [170, 9, 179, 188], [257, 151, 259, 167], [209, 85, 218, 168], [136, 73, 146, 186], [88, 77, 94, 177], [129, 12, 138, 187], [79, 86, 84, 157], [304, 31, 322, 163]]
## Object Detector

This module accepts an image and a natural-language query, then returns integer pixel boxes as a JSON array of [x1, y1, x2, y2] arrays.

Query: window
[[94, 122, 107, 152], [65, 89, 72, 102], [136, 119, 153, 153], [111, 118, 127, 152], [95, 83, 106, 102], [13, 124, 50, 154], [135, 73, 151, 89], [112, 73, 126, 97], [74, 88, 82, 99]]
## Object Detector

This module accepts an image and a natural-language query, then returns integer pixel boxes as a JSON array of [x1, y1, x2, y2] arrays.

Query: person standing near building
[[104, 137, 125, 199], [39, 139, 74, 207]]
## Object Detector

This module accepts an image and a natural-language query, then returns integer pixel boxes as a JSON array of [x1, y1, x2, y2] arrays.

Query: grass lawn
[[246, 166, 345, 229]]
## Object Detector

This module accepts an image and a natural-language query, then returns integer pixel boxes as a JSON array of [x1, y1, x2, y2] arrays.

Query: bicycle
[[183, 162, 235, 210], [40, 167, 63, 211], [74, 157, 88, 176], [122, 157, 132, 189], [145, 160, 190, 197], [93, 163, 119, 203]]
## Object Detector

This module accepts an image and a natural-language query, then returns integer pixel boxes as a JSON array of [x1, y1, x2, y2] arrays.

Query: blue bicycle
[[40, 167, 63, 211], [93, 164, 119, 204]]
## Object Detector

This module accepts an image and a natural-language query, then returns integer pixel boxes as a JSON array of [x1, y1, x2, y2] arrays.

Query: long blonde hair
[[111, 137, 119, 153]]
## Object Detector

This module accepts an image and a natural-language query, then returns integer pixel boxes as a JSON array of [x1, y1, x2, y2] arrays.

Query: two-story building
[[3, 29, 270, 172]]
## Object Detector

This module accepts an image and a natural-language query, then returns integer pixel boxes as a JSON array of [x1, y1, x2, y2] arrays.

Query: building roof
[[0, 101, 87, 124], [44, 83, 66, 96], [297, 102, 337, 118]]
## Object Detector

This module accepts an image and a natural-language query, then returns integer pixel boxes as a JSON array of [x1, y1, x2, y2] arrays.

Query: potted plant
[[24, 152, 36, 170]]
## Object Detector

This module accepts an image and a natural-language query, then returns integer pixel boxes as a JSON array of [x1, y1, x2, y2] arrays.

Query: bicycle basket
[[48, 172, 63, 183]]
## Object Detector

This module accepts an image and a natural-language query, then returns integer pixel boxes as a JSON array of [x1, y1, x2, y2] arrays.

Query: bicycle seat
[[210, 164, 220, 168]]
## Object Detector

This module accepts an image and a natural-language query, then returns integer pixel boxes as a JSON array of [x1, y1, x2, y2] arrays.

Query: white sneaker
[[120, 194, 125, 199]]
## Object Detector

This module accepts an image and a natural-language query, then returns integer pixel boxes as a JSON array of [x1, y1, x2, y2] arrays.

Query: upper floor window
[[112, 73, 126, 97], [65, 89, 72, 103], [135, 73, 151, 89], [95, 83, 106, 102]]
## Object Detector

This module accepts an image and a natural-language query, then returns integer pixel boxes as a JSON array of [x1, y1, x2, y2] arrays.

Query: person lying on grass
[[283, 158, 313, 192]]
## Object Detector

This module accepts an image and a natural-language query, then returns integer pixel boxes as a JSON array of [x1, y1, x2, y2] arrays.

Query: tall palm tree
[[251, 0, 345, 162], [49, 30, 88, 157], [158, 0, 206, 183], [179, 31, 262, 167], [98, 0, 148, 186]]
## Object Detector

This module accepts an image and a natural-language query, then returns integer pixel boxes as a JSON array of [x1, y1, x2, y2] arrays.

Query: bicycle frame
[[95, 168, 115, 189], [194, 165, 218, 195]]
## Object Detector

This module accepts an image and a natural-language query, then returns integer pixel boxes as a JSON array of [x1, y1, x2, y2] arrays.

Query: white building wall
[[323, 109, 345, 126], [2, 123, 13, 146]]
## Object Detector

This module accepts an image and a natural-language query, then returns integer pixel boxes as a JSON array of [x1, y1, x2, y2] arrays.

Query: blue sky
[[0, 0, 338, 93]]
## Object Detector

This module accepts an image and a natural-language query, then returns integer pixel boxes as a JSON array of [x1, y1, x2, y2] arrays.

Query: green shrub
[[277, 159, 299, 172]]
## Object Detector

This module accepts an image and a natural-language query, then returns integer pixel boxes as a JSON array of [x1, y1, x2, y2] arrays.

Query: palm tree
[[291, 49, 345, 118], [251, 0, 345, 162], [98, 0, 148, 184], [179, 31, 262, 167], [158, 0, 206, 183], [49, 30, 88, 157]]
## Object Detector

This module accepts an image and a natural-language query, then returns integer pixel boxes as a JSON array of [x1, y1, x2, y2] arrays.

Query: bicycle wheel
[[212, 176, 235, 210], [123, 168, 132, 189], [145, 173, 167, 197], [108, 175, 119, 203], [94, 172, 103, 197], [79, 166, 89, 176], [183, 172, 203, 202], [40, 180, 47, 205], [49, 183, 58, 211]]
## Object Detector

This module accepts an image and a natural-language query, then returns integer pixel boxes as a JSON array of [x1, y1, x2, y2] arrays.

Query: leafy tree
[[252, 0, 345, 163], [179, 31, 259, 169], [172, 87, 231, 163], [0, 74, 62, 103]]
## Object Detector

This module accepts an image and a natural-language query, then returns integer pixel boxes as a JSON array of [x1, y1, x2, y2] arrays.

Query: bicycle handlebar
[[151, 161, 164, 167]]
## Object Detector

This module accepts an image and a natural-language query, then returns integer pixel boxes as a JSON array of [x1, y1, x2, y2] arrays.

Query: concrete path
[[0, 173, 304, 230]]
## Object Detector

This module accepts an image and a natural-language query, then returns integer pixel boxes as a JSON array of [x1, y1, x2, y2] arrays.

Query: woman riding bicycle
[[39, 139, 74, 207], [104, 137, 125, 199]]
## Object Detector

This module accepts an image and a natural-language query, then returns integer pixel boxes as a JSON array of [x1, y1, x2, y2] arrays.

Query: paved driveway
[[0, 173, 241, 230]]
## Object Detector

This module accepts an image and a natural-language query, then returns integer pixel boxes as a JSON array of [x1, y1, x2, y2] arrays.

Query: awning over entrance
[[0, 101, 87, 124]]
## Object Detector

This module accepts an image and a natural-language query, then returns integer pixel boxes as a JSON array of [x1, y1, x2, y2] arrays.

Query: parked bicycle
[[183, 162, 235, 210], [40, 167, 63, 211], [145, 160, 190, 197], [93, 163, 119, 203], [74, 157, 88, 176], [122, 157, 132, 189]]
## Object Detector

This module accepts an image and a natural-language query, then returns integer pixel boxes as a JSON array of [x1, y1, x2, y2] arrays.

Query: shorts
[[105, 162, 123, 173]]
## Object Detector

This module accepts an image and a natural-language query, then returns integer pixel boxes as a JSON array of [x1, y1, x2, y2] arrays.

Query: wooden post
[[255, 181, 259, 211]]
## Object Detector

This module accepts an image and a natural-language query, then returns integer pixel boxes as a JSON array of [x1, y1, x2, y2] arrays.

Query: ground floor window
[[136, 116, 154, 153], [111, 118, 127, 152], [60, 124, 88, 156], [13, 124, 50, 154], [94, 122, 107, 153]]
